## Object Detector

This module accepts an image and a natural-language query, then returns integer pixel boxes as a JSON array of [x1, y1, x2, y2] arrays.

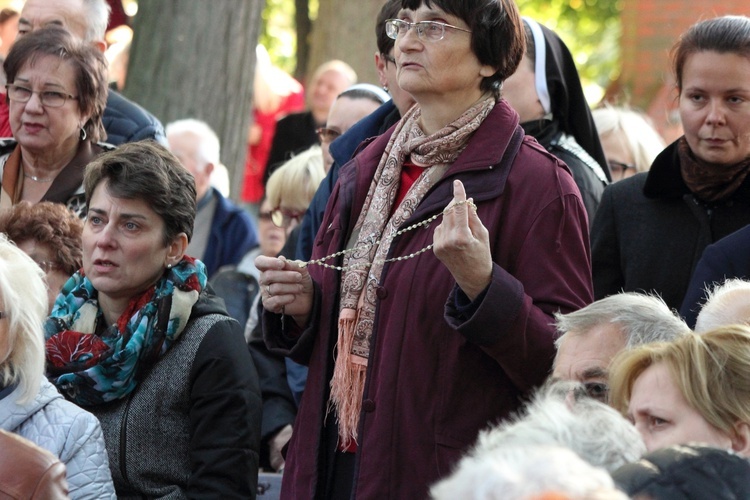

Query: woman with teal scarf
[[43, 141, 261, 498]]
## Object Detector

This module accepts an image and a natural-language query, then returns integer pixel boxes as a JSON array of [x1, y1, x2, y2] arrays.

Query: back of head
[[473, 380, 645, 472], [84, 141, 197, 245], [695, 278, 750, 332], [672, 15, 750, 92], [609, 325, 750, 437], [0, 201, 83, 277], [613, 443, 750, 499], [592, 105, 666, 173], [0, 234, 47, 405], [431, 444, 627, 500], [266, 145, 326, 213], [4, 25, 109, 142], [555, 292, 690, 351]]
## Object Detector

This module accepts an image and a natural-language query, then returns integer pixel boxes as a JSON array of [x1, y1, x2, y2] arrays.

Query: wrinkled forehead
[[19, 0, 88, 41]]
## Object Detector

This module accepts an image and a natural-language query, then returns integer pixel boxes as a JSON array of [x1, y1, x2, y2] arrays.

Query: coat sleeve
[[591, 183, 624, 300], [188, 319, 262, 498], [60, 411, 116, 500], [445, 192, 593, 392]]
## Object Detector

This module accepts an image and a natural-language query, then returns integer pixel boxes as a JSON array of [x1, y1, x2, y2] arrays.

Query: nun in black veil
[[503, 17, 610, 221]]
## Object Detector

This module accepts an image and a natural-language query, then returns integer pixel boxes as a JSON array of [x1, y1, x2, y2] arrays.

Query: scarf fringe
[[330, 308, 368, 448]]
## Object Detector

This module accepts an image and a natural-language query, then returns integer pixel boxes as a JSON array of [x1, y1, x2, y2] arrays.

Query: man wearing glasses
[[551, 292, 690, 404]]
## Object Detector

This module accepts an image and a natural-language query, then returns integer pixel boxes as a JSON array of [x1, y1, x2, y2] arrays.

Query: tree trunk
[[125, 0, 263, 201], [305, 0, 382, 85], [294, 0, 311, 82]]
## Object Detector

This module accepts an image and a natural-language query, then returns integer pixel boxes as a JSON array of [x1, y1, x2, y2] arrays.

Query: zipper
[[119, 395, 134, 484]]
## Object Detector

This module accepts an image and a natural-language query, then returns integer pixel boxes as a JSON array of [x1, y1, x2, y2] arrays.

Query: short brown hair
[[0, 201, 83, 276], [4, 26, 108, 142], [84, 141, 196, 245]]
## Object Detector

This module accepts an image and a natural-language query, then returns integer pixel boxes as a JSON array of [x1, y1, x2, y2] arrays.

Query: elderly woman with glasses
[[0, 26, 110, 217], [256, 0, 593, 497]]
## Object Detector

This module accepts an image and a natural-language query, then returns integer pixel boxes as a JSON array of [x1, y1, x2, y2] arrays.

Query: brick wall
[[617, 1, 750, 141]]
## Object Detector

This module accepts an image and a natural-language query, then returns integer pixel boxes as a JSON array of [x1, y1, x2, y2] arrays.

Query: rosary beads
[[298, 199, 477, 272]]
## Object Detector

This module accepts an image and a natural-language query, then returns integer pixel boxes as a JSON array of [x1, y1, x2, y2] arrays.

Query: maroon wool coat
[[263, 100, 593, 499]]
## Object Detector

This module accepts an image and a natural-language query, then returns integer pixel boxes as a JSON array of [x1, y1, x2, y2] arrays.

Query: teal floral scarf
[[44, 257, 207, 406]]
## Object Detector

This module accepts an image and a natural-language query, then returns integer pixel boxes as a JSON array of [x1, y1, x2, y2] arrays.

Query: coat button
[[376, 286, 388, 299], [362, 399, 376, 412]]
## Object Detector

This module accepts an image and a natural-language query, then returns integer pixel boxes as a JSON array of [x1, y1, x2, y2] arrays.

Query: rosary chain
[[299, 199, 475, 272]]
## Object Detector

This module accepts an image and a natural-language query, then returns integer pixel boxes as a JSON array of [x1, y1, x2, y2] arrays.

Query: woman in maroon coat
[[256, 0, 593, 497]]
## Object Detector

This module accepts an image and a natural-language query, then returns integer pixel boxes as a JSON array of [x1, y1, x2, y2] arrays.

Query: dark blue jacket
[[680, 224, 750, 327], [296, 100, 400, 261], [103, 91, 166, 146], [202, 188, 258, 278]]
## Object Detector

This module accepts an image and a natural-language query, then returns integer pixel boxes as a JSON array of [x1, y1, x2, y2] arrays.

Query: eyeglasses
[[608, 160, 636, 180], [385, 19, 471, 42], [34, 260, 63, 274], [258, 211, 273, 222], [382, 53, 396, 65], [316, 127, 341, 144], [6, 84, 78, 108], [271, 207, 303, 228]]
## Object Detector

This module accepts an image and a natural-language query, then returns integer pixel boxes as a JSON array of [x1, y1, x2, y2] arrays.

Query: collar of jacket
[[644, 138, 750, 201], [643, 138, 690, 199], [340, 100, 522, 224]]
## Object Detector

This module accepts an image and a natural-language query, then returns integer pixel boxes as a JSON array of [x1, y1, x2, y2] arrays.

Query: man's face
[[552, 323, 628, 403], [19, 0, 89, 42]]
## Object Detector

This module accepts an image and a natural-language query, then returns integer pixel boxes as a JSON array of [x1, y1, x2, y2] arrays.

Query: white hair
[[592, 104, 665, 173], [554, 292, 690, 352], [165, 118, 221, 167], [431, 445, 629, 500], [472, 380, 645, 473], [82, 0, 111, 42], [695, 279, 750, 333], [0, 234, 48, 404]]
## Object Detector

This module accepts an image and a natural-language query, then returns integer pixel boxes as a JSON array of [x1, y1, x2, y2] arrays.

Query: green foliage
[[516, 0, 622, 98], [259, 0, 298, 74]]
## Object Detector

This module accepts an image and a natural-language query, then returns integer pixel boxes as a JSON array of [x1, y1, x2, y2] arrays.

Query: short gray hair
[[165, 118, 221, 167], [431, 445, 628, 500], [471, 380, 646, 472], [0, 234, 48, 404], [695, 279, 750, 332], [554, 292, 690, 350], [82, 0, 111, 42]]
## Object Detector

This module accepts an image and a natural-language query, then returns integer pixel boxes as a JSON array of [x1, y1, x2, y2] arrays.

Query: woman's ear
[[479, 64, 496, 78], [166, 233, 189, 267], [730, 421, 750, 457]]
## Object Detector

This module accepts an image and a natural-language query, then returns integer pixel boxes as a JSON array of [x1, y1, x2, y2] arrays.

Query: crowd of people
[[1, 0, 750, 498]]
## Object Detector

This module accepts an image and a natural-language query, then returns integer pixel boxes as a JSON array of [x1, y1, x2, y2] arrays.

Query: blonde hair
[[306, 60, 357, 107], [266, 145, 325, 213], [592, 104, 665, 173], [0, 234, 48, 404], [609, 325, 750, 436]]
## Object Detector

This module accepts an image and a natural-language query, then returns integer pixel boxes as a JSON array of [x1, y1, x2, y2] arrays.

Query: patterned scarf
[[331, 96, 496, 446], [44, 257, 207, 406], [679, 137, 750, 203]]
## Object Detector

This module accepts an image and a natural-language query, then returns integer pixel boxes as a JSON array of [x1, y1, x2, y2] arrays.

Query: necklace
[[24, 172, 55, 183], [298, 199, 477, 271]]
